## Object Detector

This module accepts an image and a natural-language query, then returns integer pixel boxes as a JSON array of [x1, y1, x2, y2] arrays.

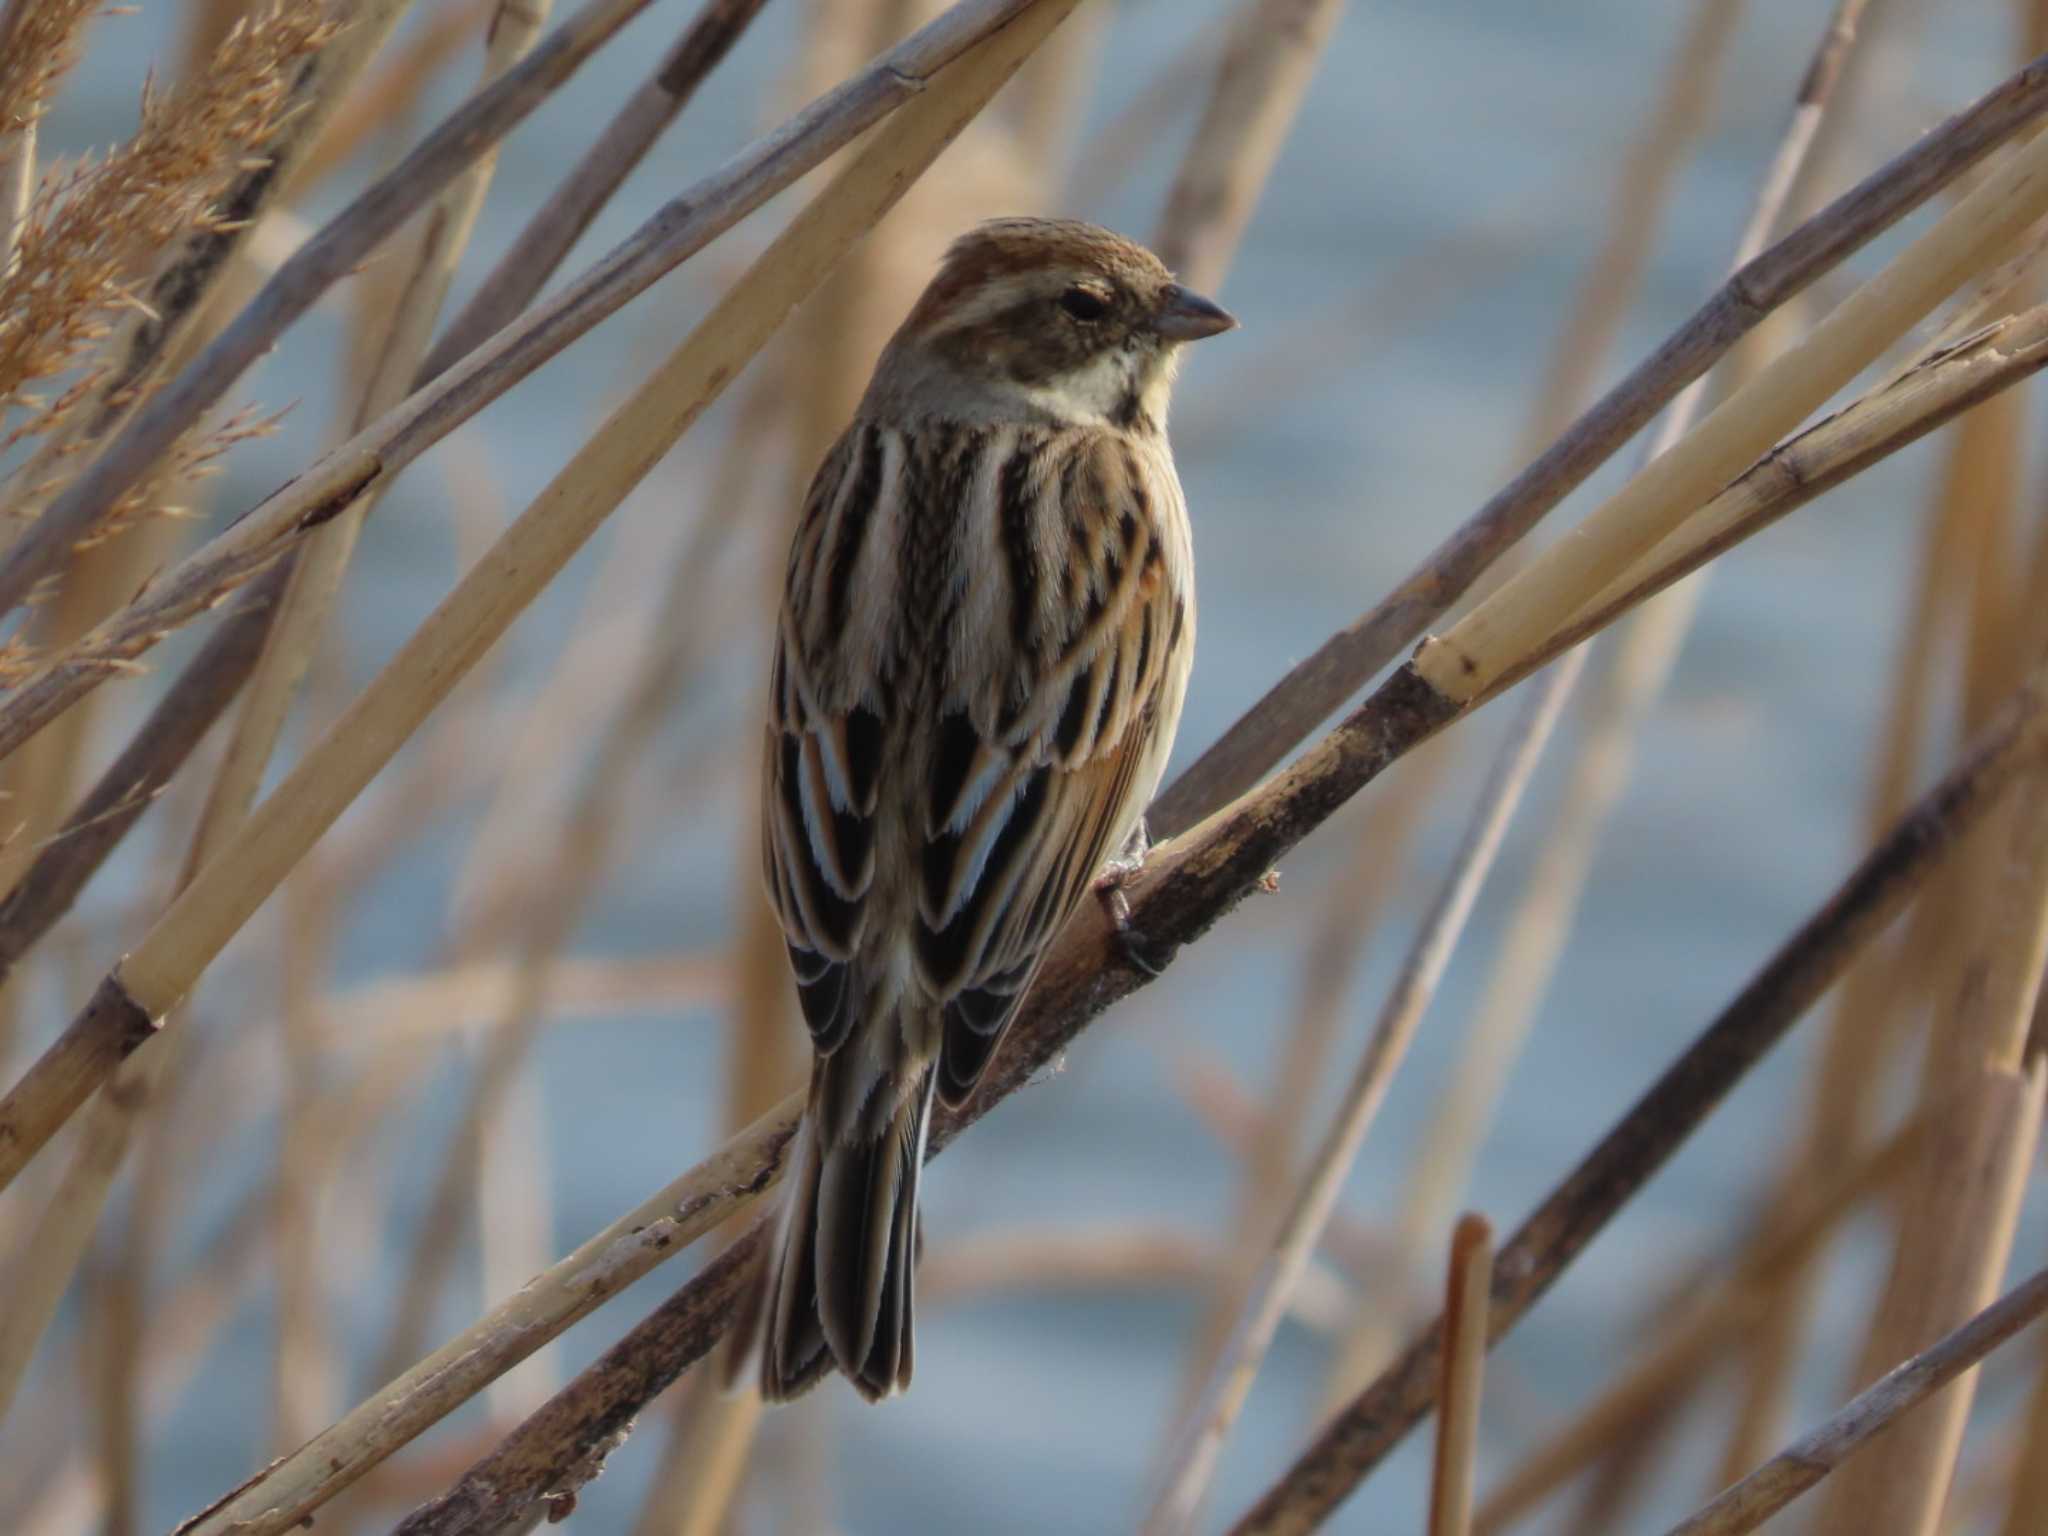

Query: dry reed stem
[[1429, 1216, 1492, 1536], [1715, 338, 2030, 1480], [1326, 596, 1697, 1408], [260, 4, 553, 1419], [0, 0, 1060, 782], [366, 475, 740, 1398], [1818, 737, 2048, 1528], [642, 8, 911, 1520], [1170, 739, 1444, 1437], [1149, 46, 2048, 836], [271, 875, 335, 1451], [1150, 0, 1345, 292], [1528, 306, 2048, 675], [1520, 0, 1748, 457], [1361, 8, 1862, 1447], [1419, 123, 2048, 706], [215, 0, 547, 860], [1063, 13, 1225, 211], [0, 0, 1081, 1199], [0, 0, 666, 619], [1466, 1115, 1925, 1533], [1663, 1254, 2048, 1536], [1222, 667, 2048, 1535], [1144, 648, 1580, 1536], [423, 0, 775, 378], [168, 1098, 802, 1536], [292, 0, 498, 190]]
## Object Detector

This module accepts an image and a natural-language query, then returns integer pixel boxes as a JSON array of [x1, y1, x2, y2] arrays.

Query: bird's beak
[[1152, 283, 1238, 342]]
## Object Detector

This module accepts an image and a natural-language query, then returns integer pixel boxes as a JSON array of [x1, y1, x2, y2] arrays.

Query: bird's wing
[[914, 431, 1187, 1103], [763, 426, 886, 1059]]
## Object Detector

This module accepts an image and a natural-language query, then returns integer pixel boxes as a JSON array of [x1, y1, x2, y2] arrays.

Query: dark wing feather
[[763, 428, 886, 1056], [922, 434, 1181, 1105]]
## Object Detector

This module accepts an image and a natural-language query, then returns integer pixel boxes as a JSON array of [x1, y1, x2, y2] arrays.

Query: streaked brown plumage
[[752, 217, 1234, 1401]]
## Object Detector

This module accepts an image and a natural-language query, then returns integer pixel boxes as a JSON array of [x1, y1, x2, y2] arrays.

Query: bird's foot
[[1093, 826, 1175, 976]]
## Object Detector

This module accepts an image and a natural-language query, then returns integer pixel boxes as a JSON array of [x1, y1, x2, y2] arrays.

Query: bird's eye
[[1059, 286, 1109, 321]]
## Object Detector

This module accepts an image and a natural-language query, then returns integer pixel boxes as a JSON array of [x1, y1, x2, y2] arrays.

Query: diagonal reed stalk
[[1661, 1251, 2048, 1536]]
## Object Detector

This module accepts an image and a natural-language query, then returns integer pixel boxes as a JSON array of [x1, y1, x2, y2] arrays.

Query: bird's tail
[[757, 1034, 935, 1402]]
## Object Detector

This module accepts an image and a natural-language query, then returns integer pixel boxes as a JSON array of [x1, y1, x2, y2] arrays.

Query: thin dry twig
[[422, 0, 776, 377], [1150, 0, 1344, 293], [1662, 1256, 2048, 1536], [1144, 652, 1578, 1536]]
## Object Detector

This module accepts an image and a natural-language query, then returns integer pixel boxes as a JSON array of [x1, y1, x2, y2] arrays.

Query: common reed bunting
[[752, 217, 1234, 1400]]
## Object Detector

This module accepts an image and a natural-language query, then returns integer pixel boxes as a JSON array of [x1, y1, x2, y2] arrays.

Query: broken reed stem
[[1144, 650, 1580, 1536], [0, 0, 1077, 1199], [1429, 1216, 1493, 1536], [0, 0, 664, 618], [0, 0, 1055, 779], [1150, 0, 1343, 292], [422, 0, 774, 377], [1222, 668, 2048, 1536], [1149, 45, 2048, 836], [1662, 1259, 2048, 1536], [1416, 120, 2048, 705]]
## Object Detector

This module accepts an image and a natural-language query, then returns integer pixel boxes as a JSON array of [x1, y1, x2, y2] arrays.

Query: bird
[[751, 216, 1235, 1401]]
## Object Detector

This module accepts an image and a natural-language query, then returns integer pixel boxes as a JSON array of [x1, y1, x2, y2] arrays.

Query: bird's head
[[873, 217, 1236, 432]]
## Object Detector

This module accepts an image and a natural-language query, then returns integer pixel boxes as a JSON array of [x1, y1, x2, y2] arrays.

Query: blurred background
[[5, 0, 2047, 1531]]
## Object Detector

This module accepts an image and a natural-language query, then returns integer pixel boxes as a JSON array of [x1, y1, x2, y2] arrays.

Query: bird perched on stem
[[749, 216, 1235, 1400]]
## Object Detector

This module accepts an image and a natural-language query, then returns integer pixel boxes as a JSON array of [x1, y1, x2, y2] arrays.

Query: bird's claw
[[1093, 842, 1175, 977]]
